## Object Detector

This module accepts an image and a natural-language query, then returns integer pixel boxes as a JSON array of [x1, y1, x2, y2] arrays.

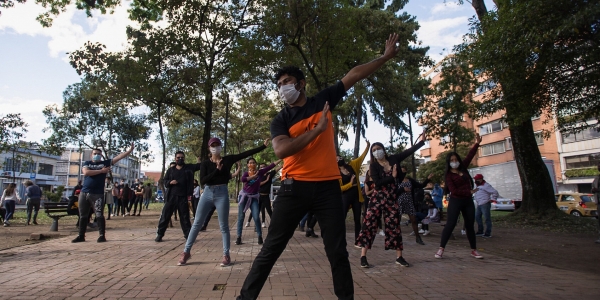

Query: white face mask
[[210, 146, 222, 155], [450, 162, 460, 169], [279, 83, 300, 105], [373, 150, 385, 160]]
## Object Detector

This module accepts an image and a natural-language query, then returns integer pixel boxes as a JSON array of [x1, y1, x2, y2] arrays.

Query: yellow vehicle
[[555, 193, 598, 217]]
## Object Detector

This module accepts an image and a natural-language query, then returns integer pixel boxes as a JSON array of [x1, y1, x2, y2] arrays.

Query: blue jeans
[[143, 198, 150, 209], [299, 212, 309, 227], [4, 200, 16, 223], [236, 195, 262, 237], [476, 202, 492, 235], [184, 185, 230, 255], [112, 196, 119, 215]]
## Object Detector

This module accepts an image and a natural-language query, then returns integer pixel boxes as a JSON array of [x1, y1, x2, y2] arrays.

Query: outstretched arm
[[112, 142, 135, 165], [340, 34, 399, 91]]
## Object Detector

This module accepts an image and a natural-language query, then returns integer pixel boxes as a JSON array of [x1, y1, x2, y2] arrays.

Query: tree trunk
[[506, 106, 557, 215], [201, 86, 214, 161], [157, 103, 167, 192], [353, 96, 364, 158]]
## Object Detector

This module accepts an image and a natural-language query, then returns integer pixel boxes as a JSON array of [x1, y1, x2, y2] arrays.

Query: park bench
[[43, 202, 71, 231]]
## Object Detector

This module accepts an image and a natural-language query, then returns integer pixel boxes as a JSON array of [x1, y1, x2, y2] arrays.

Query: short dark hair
[[175, 151, 185, 157], [274, 66, 305, 83], [247, 157, 257, 164], [92, 148, 102, 153]]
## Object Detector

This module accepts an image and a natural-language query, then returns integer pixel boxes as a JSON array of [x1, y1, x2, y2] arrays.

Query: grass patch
[[493, 209, 598, 234]]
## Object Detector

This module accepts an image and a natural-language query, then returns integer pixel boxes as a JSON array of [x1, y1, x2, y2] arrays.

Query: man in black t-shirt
[[72, 143, 135, 243], [238, 34, 402, 300], [155, 151, 201, 242]]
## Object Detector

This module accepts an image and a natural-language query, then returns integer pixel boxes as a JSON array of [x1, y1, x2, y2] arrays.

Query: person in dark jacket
[[24, 180, 42, 225], [397, 167, 433, 245], [155, 151, 201, 242]]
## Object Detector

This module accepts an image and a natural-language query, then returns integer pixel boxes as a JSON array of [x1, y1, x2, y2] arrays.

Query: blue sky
[[0, 1, 492, 171]]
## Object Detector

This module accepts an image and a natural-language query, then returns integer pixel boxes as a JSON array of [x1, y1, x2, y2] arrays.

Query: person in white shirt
[[473, 174, 499, 238], [421, 199, 440, 235], [1, 183, 22, 226]]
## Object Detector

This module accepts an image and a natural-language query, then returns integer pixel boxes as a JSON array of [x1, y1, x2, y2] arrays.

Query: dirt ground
[[1, 204, 599, 275]]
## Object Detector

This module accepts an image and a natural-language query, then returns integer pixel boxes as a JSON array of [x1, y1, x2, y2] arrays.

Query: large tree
[[452, 0, 600, 215]]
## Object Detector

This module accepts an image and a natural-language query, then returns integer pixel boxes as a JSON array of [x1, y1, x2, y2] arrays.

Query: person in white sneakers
[[473, 174, 499, 238], [422, 199, 440, 235]]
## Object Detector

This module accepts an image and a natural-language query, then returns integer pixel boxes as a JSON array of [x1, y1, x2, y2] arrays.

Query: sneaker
[[235, 237, 242, 245], [155, 235, 163, 242], [262, 222, 266, 228], [33, 221, 38, 225], [482, 234, 492, 238], [435, 248, 444, 259], [360, 256, 370, 268], [471, 250, 483, 259], [461, 229, 466, 235], [257, 236, 263, 245], [395, 256, 410, 267], [220, 255, 231, 267], [423, 230, 430, 236], [245, 222, 250, 227], [354, 244, 362, 249], [416, 236, 425, 245], [3, 223, 7, 227], [97, 236, 107, 243], [72, 236, 85, 243], [476, 232, 484, 237], [409, 231, 415, 236], [418, 229, 425, 234], [177, 252, 191, 266], [378, 230, 385, 236]]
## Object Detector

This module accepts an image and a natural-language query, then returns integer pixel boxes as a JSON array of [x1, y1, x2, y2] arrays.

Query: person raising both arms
[[355, 133, 426, 268], [237, 33, 403, 300], [177, 138, 270, 267], [435, 133, 483, 259]]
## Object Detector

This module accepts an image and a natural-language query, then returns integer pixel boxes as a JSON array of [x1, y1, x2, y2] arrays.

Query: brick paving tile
[[2, 207, 600, 299]]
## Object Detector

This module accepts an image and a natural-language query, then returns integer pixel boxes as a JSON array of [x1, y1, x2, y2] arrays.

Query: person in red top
[[237, 34, 402, 300], [435, 134, 483, 259]]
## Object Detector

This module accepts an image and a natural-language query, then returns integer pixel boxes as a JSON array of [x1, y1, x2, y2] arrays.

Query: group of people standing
[[104, 178, 153, 219]]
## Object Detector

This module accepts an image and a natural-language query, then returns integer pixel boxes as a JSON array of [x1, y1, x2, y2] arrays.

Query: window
[[3, 158, 35, 173], [479, 120, 504, 135], [38, 163, 53, 176], [480, 141, 506, 156], [561, 126, 600, 143], [476, 80, 497, 95], [440, 135, 450, 145], [534, 131, 544, 145], [565, 153, 600, 169], [505, 137, 512, 150]]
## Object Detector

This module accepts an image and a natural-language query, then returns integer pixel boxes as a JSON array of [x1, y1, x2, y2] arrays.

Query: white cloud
[[0, 96, 57, 142], [430, 1, 465, 15], [0, 3, 136, 59], [416, 16, 469, 62]]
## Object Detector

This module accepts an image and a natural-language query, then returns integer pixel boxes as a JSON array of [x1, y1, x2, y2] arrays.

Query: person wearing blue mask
[[72, 143, 135, 243]]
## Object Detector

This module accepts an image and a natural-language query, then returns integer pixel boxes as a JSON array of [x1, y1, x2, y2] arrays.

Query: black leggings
[[440, 197, 476, 249], [342, 192, 361, 240]]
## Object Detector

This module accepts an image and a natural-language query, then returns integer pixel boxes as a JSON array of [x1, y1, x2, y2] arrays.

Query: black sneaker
[[155, 235, 163, 242], [482, 234, 492, 238], [396, 256, 409, 267], [257, 236, 263, 245], [97, 236, 107, 243], [360, 256, 370, 268], [416, 236, 425, 245], [72, 236, 85, 243], [235, 237, 242, 245], [476, 232, 484, 237]]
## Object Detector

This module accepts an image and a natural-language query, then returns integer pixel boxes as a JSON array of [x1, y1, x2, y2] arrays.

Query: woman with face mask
[[177, 137, 270, 267], [356, 134, 426, 268], [435, 134, 483, 260]]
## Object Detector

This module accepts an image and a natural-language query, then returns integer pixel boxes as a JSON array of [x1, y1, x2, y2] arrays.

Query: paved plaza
[[1, 208, 599, 300]]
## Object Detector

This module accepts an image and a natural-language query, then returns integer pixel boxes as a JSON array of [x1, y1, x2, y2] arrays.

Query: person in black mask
[[155, 151, 202, 242]]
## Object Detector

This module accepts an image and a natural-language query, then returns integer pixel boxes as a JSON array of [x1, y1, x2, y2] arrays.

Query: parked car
[[555, 193, 598, 217], [491, 197, 522, 211]]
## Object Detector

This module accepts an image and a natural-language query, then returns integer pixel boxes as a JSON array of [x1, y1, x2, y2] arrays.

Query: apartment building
[[0, 146, 61, 197], [56, 148, 142, 196], [419, 62, 597, 198]]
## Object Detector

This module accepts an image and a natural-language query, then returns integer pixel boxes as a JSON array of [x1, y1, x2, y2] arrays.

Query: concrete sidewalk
[[1, 211, 599, 300]]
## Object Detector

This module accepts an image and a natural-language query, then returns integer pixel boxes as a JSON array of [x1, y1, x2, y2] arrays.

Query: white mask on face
[[279, 83, 300, 105], [210, 146, 222, 155], [373, 150, 385, 160], [450, 162, 460, 169]]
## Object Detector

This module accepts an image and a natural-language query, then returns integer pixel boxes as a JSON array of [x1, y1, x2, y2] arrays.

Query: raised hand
[[263, 138, 271, 147], [383, 33, 400, 60], [315, 101, 330, 133]]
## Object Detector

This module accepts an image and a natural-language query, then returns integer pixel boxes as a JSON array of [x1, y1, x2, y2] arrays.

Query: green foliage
[[0, 113, 28, 153], [564, 168, 600, 178], [42, 79, 152, 160], [43, 186, 65, 202]]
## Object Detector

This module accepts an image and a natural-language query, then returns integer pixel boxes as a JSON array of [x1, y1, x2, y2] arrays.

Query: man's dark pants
[[157, 195, 192, 238], [238, 180, 354, 300]]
